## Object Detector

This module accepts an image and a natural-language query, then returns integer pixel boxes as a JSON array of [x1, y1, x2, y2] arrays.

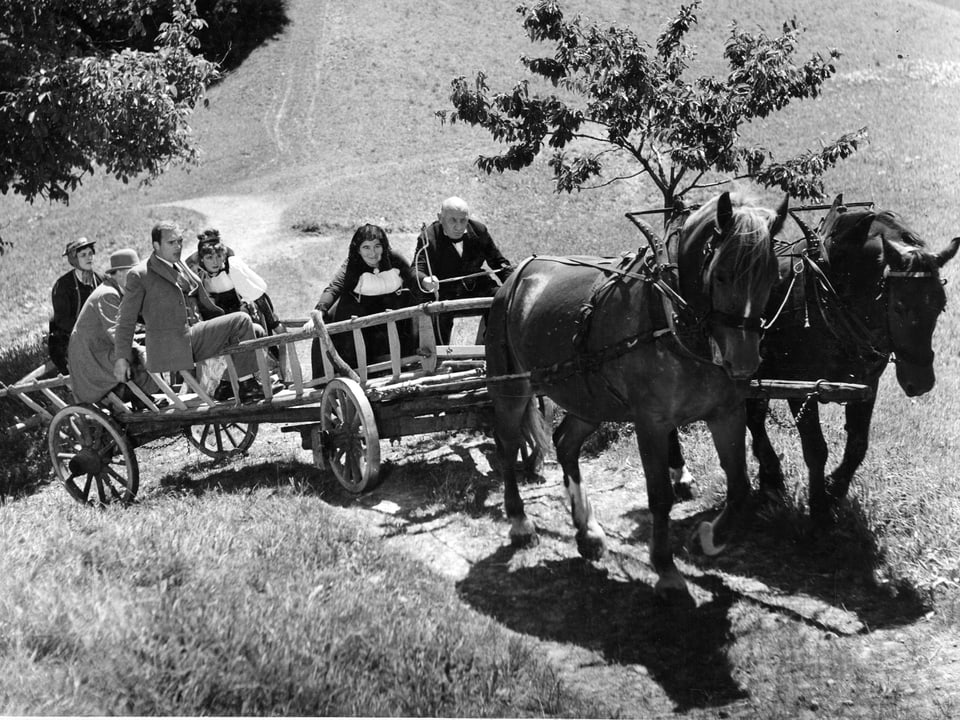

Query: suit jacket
[[68, 277, 153, 402], [413, 219, 512, 301], [115, 253, 224, 372], [68, 277, 125, 402]]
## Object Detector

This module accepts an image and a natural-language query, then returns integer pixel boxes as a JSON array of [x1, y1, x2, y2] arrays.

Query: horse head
[[880, 222, 960, 396], [678, 191, 787, 379]]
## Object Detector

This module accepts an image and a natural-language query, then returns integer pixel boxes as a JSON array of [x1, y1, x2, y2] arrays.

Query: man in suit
[[68, 248, 157, 404], [413, 196, 514, 343], [113, 221, 263, 402]]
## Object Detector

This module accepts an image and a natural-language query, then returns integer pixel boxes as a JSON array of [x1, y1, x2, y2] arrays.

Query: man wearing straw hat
[[68, 248, 156, 404]]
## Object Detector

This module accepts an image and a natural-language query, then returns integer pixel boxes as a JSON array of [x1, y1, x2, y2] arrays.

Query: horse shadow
[[622, 494, 930, 631], [456, 544, 748, 713]]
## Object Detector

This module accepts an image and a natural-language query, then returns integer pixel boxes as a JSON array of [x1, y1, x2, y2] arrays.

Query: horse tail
[[521, 395, 554, 465]]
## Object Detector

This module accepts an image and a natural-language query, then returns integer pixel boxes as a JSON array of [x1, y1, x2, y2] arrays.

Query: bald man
[[413, 196, 514, 343]]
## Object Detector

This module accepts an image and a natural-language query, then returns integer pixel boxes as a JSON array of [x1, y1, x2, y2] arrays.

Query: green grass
[[2, 0, 960, 714], [0, 488, 595, 716]]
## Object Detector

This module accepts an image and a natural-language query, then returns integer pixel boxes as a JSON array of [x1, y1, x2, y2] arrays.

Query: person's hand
[[114, 358, 131, 383], [421, 275, 439, 293]]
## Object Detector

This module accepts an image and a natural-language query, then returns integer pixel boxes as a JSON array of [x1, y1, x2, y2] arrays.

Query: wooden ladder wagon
[[0, 298, 505, 504]]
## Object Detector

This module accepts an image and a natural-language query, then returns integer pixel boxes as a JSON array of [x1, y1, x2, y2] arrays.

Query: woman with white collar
[[311, 223, 417, 376]]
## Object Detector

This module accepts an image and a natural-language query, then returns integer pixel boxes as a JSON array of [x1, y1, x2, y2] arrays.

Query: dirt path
[[148, 194, 960, 717]]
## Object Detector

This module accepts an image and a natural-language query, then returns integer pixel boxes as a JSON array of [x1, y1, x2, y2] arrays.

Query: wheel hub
[[68, 448, 103, 475]]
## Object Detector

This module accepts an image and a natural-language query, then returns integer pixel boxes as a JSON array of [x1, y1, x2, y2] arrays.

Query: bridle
[[696, 219, 767, 335]]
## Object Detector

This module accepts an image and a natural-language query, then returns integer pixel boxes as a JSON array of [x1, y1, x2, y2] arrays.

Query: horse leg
[[492, 384, 539, 547], [667, 427, 696, 500], [746, 397, 787, 499], [788, 396, 830, 522], [827, 396, 877, 504], [554, 414, 606, 560], [697, 404, 752, 557], [633, 418, 689, 599]]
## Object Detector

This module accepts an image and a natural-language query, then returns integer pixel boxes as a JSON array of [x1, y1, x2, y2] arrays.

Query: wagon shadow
[[320, 433, 509, 524], [154, 458, 329, 498], [457, 544, 748, 713]]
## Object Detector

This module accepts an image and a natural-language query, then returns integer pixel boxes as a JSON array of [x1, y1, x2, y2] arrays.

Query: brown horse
[[743, 195, 960, 518], [486, 191, 787, 600]]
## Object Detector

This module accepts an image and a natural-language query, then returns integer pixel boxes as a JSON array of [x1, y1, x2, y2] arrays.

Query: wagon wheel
[[48, 405, 139, 506], [320, 377, 381, 493], [184, 422, 258, 459]]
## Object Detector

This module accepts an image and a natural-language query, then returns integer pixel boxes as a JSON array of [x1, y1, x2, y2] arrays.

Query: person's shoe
[[213, 380, 234, 402], [237, 378, 264, 403]]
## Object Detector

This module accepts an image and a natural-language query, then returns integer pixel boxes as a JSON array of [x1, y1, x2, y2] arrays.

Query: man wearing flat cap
[[113, 221, 263, 402], [49, 237, 104, 374], [69, 249, 156, 403]]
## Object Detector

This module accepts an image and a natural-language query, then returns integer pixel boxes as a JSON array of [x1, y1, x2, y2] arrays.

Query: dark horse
[[737, 195, 959, 518], [486, 192, 787, 599]]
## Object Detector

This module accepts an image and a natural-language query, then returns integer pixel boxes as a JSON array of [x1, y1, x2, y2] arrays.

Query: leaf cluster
[[0, 0, 219, 203], [444, 0, 866, 204]]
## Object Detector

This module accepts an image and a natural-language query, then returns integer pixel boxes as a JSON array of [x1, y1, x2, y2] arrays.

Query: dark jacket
[[412, 219, 513, 301], [315, 250, 417, 322], [49, 269, 104, 374]]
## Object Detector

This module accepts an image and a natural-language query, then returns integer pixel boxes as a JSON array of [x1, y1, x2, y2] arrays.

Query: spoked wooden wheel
[[184, 422, 258, 459], [320, 377, 381, 493], [48, 405, 139, 506]]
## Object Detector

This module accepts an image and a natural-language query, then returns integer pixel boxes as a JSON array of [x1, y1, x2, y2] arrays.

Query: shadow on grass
[[456, 544, 748, 713], [625, 494, 930, 631], [154, 458, 331, 498]]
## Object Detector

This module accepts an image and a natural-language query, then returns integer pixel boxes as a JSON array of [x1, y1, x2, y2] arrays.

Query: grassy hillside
[[2, 0, 960, 714]]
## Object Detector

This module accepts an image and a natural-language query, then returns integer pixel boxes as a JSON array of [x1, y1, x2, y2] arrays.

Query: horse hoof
[[670, 466, 697, 501], [697, 521, 727, 557], [576, 531, 606, 561], [654, 574, 693, 606]]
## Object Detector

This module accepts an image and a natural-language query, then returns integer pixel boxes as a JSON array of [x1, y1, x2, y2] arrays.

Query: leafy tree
[[0, 0, 219, 204], [443, 0, 866, 207]]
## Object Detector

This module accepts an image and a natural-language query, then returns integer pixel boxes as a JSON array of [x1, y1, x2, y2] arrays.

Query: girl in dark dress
[[311, 224, 417, 376], [49, 237, 104, 375]]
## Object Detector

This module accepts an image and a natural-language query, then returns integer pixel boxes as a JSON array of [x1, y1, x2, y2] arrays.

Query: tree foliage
[[443, 0, 867, 205], [0, 0, 219, 203]]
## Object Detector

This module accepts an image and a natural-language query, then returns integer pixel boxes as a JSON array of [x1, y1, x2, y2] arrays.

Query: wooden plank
[[126, 382, 160, 412], [40, 387, 69, 410], [149, 371, 189, 411], [387, 321, 402, 381], [377, 409, 492, 439], [746, 379, 873, 402], [178, 369, 218, 407], [255, 348, 273, 401], [5, 387, 53, 421], [418, 313, 438, 374], [224, 355, 240, 401], [352, 328, 368, 384]]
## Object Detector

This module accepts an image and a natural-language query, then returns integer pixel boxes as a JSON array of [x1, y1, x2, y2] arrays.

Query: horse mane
[[872, 211, 925, 249], [684, 193, 779, 290]]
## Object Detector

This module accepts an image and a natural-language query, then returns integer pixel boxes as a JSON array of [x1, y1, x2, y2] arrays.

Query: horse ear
[[881, 234, 908, 272], [819, 193, 846, 240], [768, 194, 789, 240], [937, 237, 960, 268], [716, 191, 733, 233]]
